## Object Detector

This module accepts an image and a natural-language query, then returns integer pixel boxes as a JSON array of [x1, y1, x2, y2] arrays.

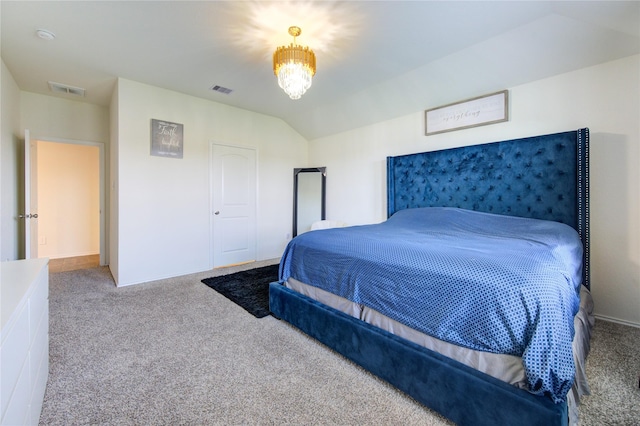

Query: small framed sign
[[151, 119, 183, 158], [425, 90, 508, 136]]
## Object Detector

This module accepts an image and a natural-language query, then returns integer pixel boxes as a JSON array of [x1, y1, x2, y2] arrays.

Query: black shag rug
[[201, 264, 279, 318]]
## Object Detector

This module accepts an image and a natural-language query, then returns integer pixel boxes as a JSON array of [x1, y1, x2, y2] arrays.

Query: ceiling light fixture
[[273, 26, 316, 100], [35, 29, 56, 40]]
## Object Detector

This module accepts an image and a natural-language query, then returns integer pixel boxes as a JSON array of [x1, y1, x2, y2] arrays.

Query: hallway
[[48, 254, 100, 273]]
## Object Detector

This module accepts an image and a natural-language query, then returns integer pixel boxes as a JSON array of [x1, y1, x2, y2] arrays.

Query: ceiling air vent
[[48, 81, 86, 97], [210, 85, 233, 95]]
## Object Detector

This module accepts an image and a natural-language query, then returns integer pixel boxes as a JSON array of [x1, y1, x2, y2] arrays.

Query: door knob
[[214, 211, 220, 215]]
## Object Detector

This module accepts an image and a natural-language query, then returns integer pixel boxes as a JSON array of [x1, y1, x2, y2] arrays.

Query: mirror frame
[[293, 167, 326, 237]]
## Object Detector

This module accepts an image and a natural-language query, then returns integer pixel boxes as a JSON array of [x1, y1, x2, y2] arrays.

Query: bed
[[269, 128, 592, 426]]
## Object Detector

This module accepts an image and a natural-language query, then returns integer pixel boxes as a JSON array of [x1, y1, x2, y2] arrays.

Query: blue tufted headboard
[[387, 128, 590, 289]]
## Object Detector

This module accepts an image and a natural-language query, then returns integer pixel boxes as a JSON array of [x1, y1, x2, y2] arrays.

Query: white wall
[[309, 54, 640, 327], [109, 82, 120, 282], [36, 141, 100, 258], [113, 78, 307, 286], [0, 60, 22, 261], [20, 92, 110, 144]]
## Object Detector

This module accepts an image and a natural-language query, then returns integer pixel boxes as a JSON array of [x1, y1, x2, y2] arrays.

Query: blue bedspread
[[279, 207, 583, 403]]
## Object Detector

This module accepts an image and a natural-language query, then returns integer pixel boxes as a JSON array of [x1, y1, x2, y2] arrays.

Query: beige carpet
[[39, 263, 639, 425]]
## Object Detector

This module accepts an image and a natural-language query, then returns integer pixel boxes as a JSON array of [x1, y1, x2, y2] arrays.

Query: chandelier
[[273, 26, 316, 100]]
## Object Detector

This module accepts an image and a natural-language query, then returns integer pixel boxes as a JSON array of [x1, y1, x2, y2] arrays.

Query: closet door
[[211, 143, 257, 267]]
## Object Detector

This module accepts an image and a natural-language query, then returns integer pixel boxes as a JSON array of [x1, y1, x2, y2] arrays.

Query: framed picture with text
[[151, 119, 184, 158], [425, 90, 508, 136]]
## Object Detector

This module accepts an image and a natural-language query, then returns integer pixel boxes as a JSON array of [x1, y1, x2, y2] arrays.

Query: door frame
[[209, 141, 258, 269], [23, 129, 37, 259], [29, 134, 107, 266]]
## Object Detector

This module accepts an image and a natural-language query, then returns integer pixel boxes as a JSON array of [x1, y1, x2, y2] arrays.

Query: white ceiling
[[2, 1, 638, 140]]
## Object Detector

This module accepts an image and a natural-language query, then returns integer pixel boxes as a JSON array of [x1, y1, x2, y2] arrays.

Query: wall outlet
[[39, 236, 47, 245]]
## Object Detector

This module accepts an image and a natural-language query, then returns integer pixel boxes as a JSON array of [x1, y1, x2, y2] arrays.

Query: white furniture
[[310, 220, 348, 231], [1, 258, 49, 426]]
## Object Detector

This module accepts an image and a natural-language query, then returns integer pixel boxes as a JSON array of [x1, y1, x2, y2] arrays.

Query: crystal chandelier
[[273, 26, 316, 100]]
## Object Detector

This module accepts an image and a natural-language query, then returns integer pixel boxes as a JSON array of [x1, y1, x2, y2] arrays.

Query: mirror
[[293, 167, 326, 237]]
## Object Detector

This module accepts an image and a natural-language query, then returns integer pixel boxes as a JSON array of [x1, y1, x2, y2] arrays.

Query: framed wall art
[[425, 90, 508, 136], [151, 119, 184, 158]]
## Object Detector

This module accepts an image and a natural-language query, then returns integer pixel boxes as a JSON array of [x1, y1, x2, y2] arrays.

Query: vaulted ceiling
[[2, 1, 638, 140]]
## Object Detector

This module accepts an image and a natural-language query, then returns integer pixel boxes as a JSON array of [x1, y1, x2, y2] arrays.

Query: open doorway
[[34, 139, 103, 271]]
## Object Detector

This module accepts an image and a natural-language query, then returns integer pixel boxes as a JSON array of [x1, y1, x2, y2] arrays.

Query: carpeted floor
[[578, 319, 640, 425], [40, 263, 640, 425]]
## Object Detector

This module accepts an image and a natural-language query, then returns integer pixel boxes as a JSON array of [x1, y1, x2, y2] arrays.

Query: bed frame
[[270, 128, 589, 426]]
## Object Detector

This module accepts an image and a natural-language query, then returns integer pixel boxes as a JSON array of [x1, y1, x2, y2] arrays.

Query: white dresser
[[1, 258, 49, 426]]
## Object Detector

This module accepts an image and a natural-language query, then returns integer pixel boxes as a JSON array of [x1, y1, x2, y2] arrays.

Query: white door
[[211, 144, 257, 267], [22, 130, 38, 259], [22, 133, 106, 264]]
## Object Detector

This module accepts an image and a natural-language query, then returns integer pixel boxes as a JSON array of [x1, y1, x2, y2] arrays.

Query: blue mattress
[[279, 207, 583, 403]]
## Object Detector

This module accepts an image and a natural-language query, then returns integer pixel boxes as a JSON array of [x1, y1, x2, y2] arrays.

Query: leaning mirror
[[293, 167, 326, 237]]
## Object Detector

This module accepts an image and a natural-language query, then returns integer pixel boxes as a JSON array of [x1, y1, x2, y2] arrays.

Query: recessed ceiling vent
[[210, 85, 233, 95], [48, 81, 85, 97]]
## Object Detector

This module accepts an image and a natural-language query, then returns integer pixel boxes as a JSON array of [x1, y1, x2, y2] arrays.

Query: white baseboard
[[594, 314, 640, 329]]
